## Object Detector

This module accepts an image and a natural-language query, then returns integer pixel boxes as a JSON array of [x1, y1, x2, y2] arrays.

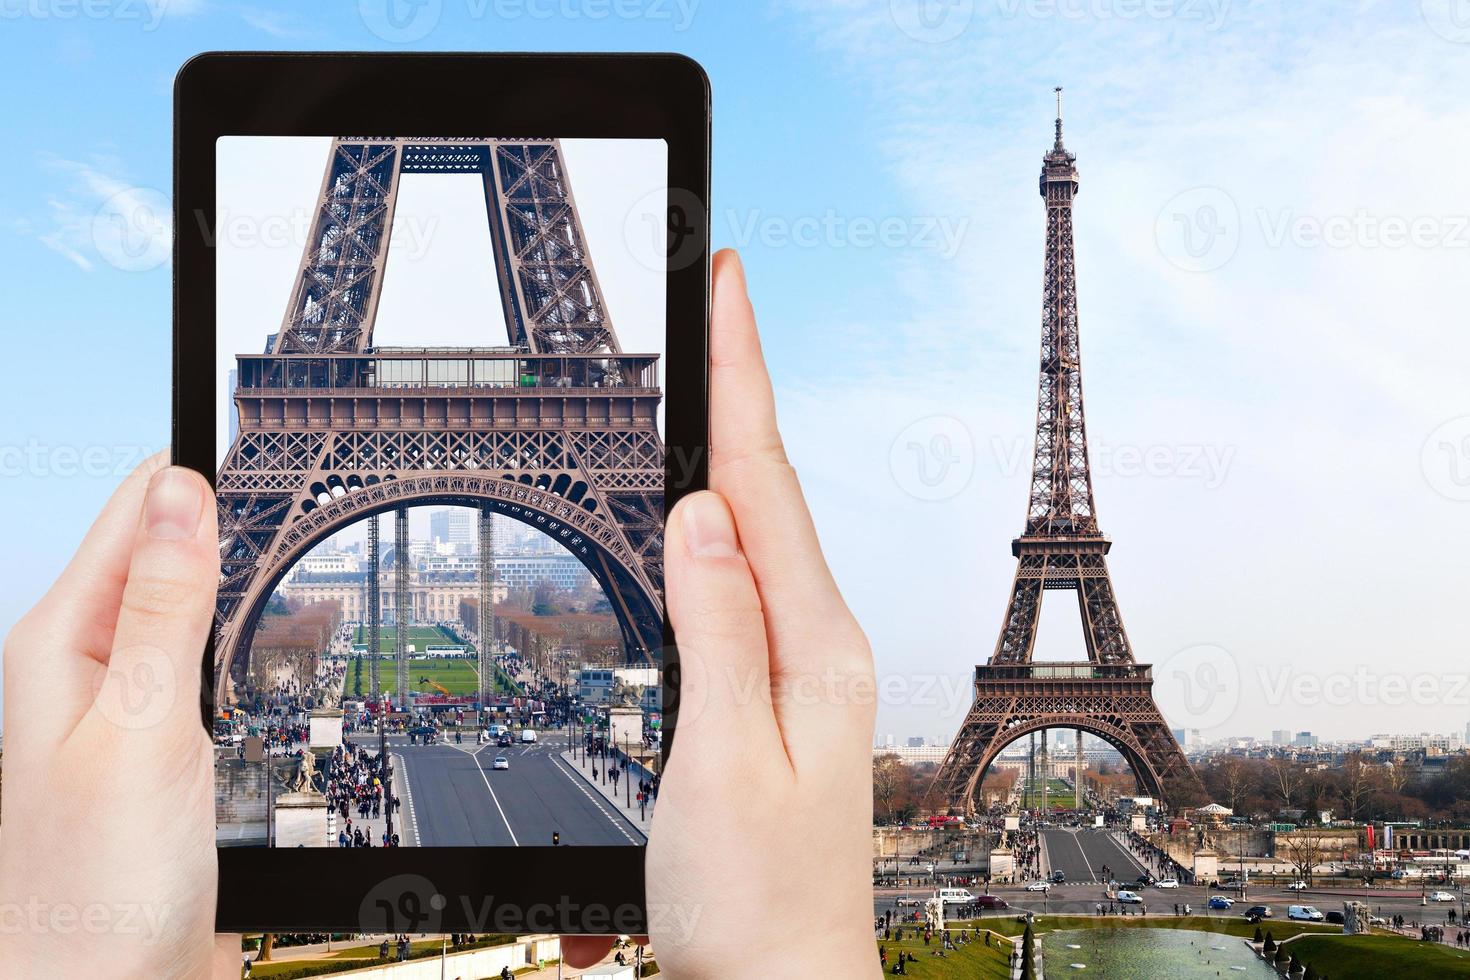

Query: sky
[[1, 1, 1468, 747]]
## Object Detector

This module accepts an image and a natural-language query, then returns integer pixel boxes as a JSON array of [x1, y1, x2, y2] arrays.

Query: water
[[1043, 928, 1277, 978]]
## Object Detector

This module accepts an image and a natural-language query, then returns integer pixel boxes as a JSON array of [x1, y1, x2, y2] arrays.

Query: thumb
[[663, 491, 781, 764], [91, 466, 218, 737]]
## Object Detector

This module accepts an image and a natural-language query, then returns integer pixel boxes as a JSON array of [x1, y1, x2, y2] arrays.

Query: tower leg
[[368, 514, 381, 705], [395, 507, 408, 710], [477, 505, 496, 710], [1076, 729, 1086, 810]]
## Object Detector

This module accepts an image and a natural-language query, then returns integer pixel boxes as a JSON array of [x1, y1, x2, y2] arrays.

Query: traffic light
[[552, 832, 561, 846]]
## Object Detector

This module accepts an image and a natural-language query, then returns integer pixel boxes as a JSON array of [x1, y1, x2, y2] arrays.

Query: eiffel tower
[[214, 138, 665, 707], [933, 95, 1204, 812]]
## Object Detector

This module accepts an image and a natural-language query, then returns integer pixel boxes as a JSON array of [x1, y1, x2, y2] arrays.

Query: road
[[389, 730, 644, 848], [1040, 827, 1150, 884], [874, 828, 1466, 930]]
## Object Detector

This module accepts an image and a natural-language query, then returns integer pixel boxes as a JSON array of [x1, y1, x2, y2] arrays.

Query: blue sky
[[2, 1, 1469, 743]]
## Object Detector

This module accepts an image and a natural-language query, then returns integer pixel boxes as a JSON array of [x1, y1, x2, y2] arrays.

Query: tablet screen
[[212, 136, 666, 852]]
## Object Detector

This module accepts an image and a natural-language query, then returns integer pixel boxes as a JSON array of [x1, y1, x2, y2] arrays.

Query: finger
[[213, 934, 243, 978], [3, 451, 168, 750], [664, 491, 785, 767], [560, 935, 614, 969], [706, 250, 863, 674], [87, 466, 217, 742]]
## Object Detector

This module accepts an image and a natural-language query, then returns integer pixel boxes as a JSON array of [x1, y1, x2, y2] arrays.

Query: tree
[[1338, 752, 1375, 823], [873, 754, 911, 824], [1270, 755, 1299, 812], [1262, 931, 1277, 954], [1282, 829, 1330, 885]]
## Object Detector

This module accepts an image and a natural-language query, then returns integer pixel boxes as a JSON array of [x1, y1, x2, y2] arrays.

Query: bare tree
[[873, 753, 910, 823], [1281, 829, 1330, 885], [1339, 752, 1374, 823], [1270, 756, 1299, 812]]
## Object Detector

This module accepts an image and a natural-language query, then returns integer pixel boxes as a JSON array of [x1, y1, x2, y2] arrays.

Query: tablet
[[174, 52, 709, 934]]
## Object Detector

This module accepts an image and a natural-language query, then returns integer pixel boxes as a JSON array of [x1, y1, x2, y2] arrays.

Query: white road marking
[[392, 752, 420, 847], [552, 754, 643, 845], [472, 749, 520, 847]]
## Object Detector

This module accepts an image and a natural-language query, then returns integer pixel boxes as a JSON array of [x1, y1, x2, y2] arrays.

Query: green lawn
[[1287, 934, 1470, 979], [876, 927, 1014, 978], [1020, 777, 1077, 809], [966, 914, 1339, 942], [354, 624, 458, 653], [350, 655, 520, 699]]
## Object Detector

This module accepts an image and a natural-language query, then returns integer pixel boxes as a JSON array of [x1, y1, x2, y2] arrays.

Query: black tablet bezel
[[174, 51, 709, 935]]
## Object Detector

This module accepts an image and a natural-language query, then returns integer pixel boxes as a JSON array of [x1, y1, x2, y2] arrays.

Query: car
[[894, 897, 921, 907], [1390, 870, 1410, 880], [1325, 910, 1345, 924], [1430, 891, 1458, 902], [491, 756, 509, 770], [1285, 881, 1308, 891], [973, 895, 1008, 910], [519, 729, 537, 744], [1243, 906, 1273, 920], [1136, 874, 1155, 886], [1288, 905, 1324, 922], [1156, 879, 1180, 889], [496, 734, 512, 747], [1050, 870, 1067, 883], [1025, 881, 1051, 892], [1208, 896, 1234, 910], [1116, 890, 1143, 904]]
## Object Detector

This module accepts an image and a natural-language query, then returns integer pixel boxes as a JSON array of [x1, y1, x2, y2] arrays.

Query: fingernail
[[145, 467, 205, 541], [682, 492, 740, 558]]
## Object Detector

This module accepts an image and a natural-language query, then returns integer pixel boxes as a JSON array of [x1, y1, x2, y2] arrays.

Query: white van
[[1287, 905, 1324, 922], [519, 728, 538, 744], [938, 888, 976, 906]]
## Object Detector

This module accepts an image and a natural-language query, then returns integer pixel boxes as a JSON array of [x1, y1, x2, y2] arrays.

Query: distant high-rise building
[[906, 736, 926, 748], [1294, 731, 1319, 748], [1272, 729, 1292, 746], [429, 508, 475, 554]]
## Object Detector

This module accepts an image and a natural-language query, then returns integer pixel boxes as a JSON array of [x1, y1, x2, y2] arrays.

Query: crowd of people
[[325, 740, 402, 847]]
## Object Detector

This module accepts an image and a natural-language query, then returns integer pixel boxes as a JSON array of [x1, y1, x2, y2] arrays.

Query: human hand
[[0, 456, 225, 977], [562, 250, 881, 976]]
